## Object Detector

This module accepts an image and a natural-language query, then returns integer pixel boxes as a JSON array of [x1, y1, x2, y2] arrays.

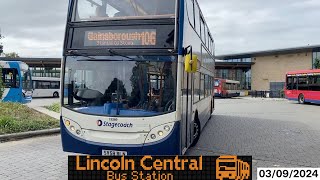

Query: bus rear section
[[285, 69, 320, 104], [214, 78, 241, 98], [0, 61, 33, 103]]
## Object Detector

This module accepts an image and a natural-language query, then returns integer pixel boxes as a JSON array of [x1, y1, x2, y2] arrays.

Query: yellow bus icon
[[216, 155, 250, 180]]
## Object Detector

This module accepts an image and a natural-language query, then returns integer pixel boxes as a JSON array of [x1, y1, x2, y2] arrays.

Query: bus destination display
[[84, 29, 157, 47]]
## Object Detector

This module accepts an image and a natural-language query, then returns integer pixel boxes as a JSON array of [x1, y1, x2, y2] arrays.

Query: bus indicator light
[[164, 125, 170, 131], [65, 120, 71, 127], [76, 130, 81, 135], [70, 126, 75, 131]]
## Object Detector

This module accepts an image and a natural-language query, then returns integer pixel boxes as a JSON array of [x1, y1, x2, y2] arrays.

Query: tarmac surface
[[1, 98, 320, 179]]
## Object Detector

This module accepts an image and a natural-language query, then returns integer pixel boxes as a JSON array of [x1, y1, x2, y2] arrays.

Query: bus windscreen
[[72, 0, 176, 22]]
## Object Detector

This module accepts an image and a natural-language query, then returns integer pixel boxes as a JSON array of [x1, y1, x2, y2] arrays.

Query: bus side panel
[[60, 118, 181, 155], [182, 0, 215, 139], [1, 62, 23, 103], [285, 89, 298, 101], [304, 90, 320, 104]]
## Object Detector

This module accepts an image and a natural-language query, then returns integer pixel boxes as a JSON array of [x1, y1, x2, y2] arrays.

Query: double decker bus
[[285, 69, 320, 104], [61, 0, 215, 155], [214, 78, 241, 98], [0, 61, 33, 103]]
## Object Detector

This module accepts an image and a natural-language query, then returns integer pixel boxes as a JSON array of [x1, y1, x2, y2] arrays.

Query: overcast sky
[[0, 0, 319, 57]]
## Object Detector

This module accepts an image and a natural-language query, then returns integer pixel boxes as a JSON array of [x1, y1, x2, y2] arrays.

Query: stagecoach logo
[[96, 120, 133, 128], [97, 120, 103, 127], [216, 155, 251, 180]]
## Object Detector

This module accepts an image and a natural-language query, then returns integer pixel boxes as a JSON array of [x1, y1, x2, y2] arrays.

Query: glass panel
[[194, 3, 200, 35], [309, 75, 320, 91], [63, 56, 177, 116], [214, 79, 219, 87], [200, 73, 205, 99], [1, 68, 19, 88], [286, 77, 292, 90], [73, 0, 176, 21], [200, 18, 205, 44], [193, 72, 200, 102], [50, 82, 60, 89], [187, 0, 194, 27], [21, 69, 32, 90], [298, 76, 308, 90]]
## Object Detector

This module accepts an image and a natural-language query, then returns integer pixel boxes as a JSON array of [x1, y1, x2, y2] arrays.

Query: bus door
[[181, 70, 193, 153], [292, 76, 298, 98]]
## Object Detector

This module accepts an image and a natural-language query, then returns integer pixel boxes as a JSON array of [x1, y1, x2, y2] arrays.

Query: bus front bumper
[[60, 117, 181, 155]]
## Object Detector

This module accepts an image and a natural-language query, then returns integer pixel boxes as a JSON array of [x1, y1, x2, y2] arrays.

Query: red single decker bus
[[285, 69, 320, 104], [214, 78, 241, 98]]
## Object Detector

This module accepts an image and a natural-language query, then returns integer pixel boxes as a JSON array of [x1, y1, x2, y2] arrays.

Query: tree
[[0, 31, 3, 55], [4, 52, 19, 58], [314, 58, 320, 69], [0, 65, 4, 99]]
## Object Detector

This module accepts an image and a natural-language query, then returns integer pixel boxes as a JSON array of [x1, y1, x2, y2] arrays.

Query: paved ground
[[26, 98, 60, 119], [27, 97, 60, 108], [1, 98, 320, 179]]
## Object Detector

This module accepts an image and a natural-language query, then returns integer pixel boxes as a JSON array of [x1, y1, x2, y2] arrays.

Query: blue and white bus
[[61, 0, 215, 155], [0, 61, 33, 103]]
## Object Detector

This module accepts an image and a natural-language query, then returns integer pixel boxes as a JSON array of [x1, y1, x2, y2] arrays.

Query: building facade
[[216, 45, 320, 91]]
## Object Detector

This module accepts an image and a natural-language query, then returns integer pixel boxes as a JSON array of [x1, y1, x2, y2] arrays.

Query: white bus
[[32, 77, 60, 98], [61, 0, 215, 155]]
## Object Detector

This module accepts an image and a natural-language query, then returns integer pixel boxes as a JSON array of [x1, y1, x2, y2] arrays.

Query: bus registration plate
[[102, 150, 127, 156]]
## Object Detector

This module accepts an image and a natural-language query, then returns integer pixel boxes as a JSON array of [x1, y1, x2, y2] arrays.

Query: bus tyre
[[53, 92, 59, 98], [298, 94, 305, 104], [191, 118, 201, 147]]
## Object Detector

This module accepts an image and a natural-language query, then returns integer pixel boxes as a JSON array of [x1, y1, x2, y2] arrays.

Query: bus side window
[[309, 75, 320, 91], [298, 77, 308, 90], [292, 77, 297, 90], [286, 77, 293, 90]]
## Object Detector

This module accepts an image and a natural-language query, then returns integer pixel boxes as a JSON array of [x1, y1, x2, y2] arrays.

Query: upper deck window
[[72, 0, 176, 22]]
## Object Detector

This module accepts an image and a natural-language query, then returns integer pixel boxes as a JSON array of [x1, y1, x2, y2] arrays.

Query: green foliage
[[0, 102, 59, 135], [0, 65, 4, 99], [314, 58, 320, 69], [45, 103, 61, 113], [4, 52, 19, 58]]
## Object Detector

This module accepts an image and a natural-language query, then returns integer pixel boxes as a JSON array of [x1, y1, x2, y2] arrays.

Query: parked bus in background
[[285, 69, 320, 104], [214, 78, 240, 98], [32, 77, 60, 98], [60, 0, 215, 155], [0, 61, 33, 103]]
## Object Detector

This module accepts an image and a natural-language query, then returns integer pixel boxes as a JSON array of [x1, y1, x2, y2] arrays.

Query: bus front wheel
[[298, 94, 305, 104], [191, 117, 201, 147]]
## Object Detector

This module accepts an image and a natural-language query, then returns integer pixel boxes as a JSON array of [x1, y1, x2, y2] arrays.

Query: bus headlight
[[158, 131, 164, 136], [150, 134, 156, 139], [63, 118, 83, 137], [145, 122, 175, 144]]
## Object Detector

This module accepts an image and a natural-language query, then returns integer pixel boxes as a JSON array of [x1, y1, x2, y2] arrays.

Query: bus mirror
[[185, 54, 198, 73]]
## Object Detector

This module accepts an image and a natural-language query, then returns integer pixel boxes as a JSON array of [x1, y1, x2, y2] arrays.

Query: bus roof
[[286, 69, 320, 75]]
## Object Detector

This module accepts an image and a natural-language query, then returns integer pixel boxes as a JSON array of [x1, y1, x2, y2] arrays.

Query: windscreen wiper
[[107, 49, 137, 61], [67, 50, 96, 60]]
